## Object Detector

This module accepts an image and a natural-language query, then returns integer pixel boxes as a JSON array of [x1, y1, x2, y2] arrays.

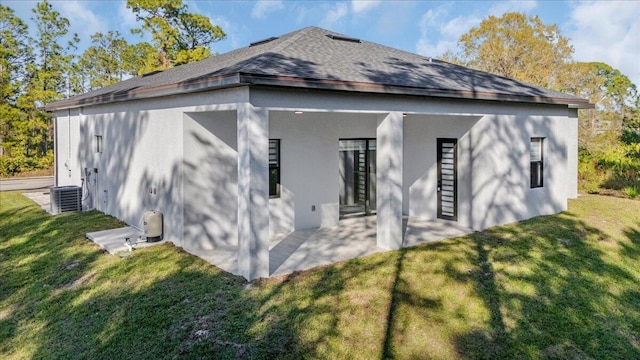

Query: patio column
[[237, 102, 269, 280], [376, 112, 404, 250]]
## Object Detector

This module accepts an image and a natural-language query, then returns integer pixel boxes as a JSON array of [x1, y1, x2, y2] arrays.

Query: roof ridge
[[239, 27, 315, 73]]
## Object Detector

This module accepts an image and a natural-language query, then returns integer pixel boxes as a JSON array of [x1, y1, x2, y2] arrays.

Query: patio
[[22, 191, 473, 277], [187, 216, 474, 277]]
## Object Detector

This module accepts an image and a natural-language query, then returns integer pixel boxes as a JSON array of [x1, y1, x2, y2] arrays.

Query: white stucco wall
[[183, 111, 238, 250], [54, 88, 247, 246], [403, 114, 479, 226], [270, 111, 378, 230], [54, 108, 82, 186], [255, 88, 577, 232], [53, 85, 579, 252], [403, 104, 573, 230]]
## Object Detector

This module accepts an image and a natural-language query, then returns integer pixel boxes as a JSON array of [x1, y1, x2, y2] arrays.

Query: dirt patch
[[171, 313, 248, 357], [543, 341, 594, 360], [53, 271, 97, 295], [64, 260, 80, 270], [0, 304, 15, 321]]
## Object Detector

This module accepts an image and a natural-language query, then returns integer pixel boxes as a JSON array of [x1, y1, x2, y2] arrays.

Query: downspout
[[53, 111, 59, 186], [68, 109, 72, 173]]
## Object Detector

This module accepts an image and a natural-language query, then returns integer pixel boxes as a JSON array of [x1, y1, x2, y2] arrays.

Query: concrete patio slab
[[24, 190, 471, 275], [270, 218, 383, 277], [184, 216, 473, 278], [22, 191, 53, 214], [86, 227, 167, 254], [402, 217, 473, 247]]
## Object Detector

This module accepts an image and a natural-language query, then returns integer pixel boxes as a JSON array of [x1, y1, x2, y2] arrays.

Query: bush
[[622, 186, 639, 199], [0, 151, 54, 177], [579, 143, 640, 193]]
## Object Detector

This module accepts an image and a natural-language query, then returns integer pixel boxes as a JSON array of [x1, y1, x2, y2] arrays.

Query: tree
[[592, 62, 638, 124], [122, 41, 157, 76], [0, 5, 33, 158], [2, 0, 77, 174], [561, 62, 639, 147], [446, 12, 574, 90], [28, 0, 77, 102], [126, 0, 225, 71], [72, 31, 135, 92], [0, 5, 30, 157], [0, 5, 32, 102]]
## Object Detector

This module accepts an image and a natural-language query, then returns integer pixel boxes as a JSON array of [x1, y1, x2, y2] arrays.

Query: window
[[530, 137, 544, 188], [95, 135, 103, 153], [269, 139, 280, 197]]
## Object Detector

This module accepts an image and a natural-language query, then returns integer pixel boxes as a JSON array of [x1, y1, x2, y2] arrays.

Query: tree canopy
[[443, 12, 638, 150], [0, 5, 637, 180], [445, 12, 574, 90], [0, 0, 226, 175], [126, 0, 226, 72]]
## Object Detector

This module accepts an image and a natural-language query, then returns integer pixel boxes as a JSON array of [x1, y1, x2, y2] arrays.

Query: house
[[47, 27, 591, 280]]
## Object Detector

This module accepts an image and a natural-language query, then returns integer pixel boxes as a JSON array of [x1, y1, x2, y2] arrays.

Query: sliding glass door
[[339, 139, 376, 218]]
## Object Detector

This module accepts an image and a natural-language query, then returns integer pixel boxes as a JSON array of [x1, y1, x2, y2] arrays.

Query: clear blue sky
[[7, 0, 640, 87]]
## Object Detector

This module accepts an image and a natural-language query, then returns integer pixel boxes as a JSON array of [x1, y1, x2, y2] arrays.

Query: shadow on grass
[[622, 224, 640, 261], [2, 192, 640, 359], [30, 253, 307, 359], [0, 194, 306, 359], [451, 214, 640, 359]]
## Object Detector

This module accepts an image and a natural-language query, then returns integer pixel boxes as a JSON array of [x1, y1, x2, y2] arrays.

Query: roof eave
[[45, 73, 244, 111], [46, 71, 594, 111], [239, 73, 594, 109]]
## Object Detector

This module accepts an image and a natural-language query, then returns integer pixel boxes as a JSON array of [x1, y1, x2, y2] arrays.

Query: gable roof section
[[47, 26, 592, 111]]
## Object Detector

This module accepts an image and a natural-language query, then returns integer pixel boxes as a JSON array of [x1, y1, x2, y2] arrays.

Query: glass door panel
[[339, 139, 376, 219]]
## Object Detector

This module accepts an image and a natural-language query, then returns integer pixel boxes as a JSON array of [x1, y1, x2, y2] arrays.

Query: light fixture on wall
[[294, 111, 303, 114]]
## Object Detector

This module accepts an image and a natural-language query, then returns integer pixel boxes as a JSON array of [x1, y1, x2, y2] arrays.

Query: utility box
[[143, 210, 163, 242], [50, 186, 82, 215]]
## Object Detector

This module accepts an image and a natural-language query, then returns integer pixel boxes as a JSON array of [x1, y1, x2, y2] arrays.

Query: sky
[[6, 0, 640, 87]]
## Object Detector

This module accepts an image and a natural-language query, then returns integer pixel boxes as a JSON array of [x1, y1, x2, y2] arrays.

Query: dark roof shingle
[[48, 26, 591, 110]]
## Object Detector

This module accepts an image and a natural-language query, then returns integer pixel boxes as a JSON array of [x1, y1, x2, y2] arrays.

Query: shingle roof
[[47, 26, 591, 110]]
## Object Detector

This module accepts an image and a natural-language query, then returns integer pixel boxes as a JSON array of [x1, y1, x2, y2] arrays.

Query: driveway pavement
[[0, 176, 54, 191]]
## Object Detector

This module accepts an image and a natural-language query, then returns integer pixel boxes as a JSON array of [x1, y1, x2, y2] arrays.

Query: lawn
[[1, 191, 638, 359]]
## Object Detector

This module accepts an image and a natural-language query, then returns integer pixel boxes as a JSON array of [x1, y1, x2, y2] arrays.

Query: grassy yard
[[1, 192, 638, 359]]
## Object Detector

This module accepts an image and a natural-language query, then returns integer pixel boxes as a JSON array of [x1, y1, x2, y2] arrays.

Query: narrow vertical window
[[95, 135, 103, 154], [530, 137, 544, 188], [269, 139, 280, 197]]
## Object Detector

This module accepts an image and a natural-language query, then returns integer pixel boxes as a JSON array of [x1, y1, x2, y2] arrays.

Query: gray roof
[[47, 26, 591, 110]]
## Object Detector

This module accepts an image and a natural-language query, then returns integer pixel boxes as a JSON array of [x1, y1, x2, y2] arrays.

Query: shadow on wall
[[77, 109, 150, 227], [404, 109, 568, 232], [464, 112, 567, 230], [362, 56, 571, 231], [404, 115, 482, 224], [181, 111, 238, 250], [270, 186, 295, 236]]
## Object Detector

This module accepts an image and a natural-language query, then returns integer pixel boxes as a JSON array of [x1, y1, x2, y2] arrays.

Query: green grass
[[622, 186, 639, 199], [1, 192, 639, 359]]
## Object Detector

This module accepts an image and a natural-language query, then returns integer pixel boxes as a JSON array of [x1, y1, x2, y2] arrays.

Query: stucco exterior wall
[[53, 85, 579, 252], [269, 111, 378, 230], [54, 88, 247, 246], [183, 111, 238, 250], [255, 88, 577, 232], [54, 108, 82, 187], [403, 104, 573, 230]]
